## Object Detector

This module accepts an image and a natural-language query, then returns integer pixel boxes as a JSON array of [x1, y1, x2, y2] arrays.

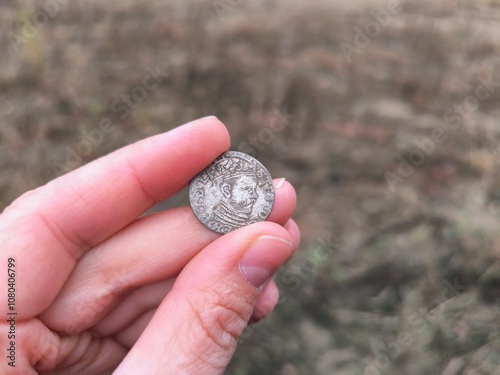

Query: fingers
[[40, 180, 297, 333], [106, 280, 281, 349], [267, 178, 297, 225], [103, 220, 300, 341], [250, 279, 280, 324], [2, 318, 127, 375], [113, 222, 297, 375], [0, 117, 230, 318], [92, 277, 279, 341], [284, 218, 301, 248], [108, 282, 281, 349], [92, 279, 176, 337], [113, 308, 156, 349]]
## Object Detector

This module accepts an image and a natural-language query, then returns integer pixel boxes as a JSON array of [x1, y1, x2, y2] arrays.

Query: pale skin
[[0, 117, 299, 374]]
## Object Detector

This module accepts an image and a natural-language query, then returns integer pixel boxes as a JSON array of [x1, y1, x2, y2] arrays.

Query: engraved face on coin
[[189, 151, 275, 234]]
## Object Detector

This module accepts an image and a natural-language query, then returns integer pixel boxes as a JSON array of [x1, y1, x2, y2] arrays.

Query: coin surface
[[189, 151, 275, 234]]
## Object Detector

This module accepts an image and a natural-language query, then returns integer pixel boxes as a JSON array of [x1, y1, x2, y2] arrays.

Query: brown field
[[1, 0, 500, 373]]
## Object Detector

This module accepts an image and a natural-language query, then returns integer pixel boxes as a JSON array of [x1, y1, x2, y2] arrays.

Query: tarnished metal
[[189, 151, 275, 234]]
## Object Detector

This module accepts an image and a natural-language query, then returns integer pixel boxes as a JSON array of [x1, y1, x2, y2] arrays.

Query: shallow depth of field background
[[1, 0, 500, 373]]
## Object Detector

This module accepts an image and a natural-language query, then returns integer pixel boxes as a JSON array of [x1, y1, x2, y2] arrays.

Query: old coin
[[189, 151, 275, 234]]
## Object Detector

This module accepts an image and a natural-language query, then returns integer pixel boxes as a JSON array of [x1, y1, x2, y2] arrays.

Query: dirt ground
[[1, 0, 500, 374]]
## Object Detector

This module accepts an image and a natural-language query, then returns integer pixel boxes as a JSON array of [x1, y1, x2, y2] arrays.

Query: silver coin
[[189, 151, 275, 234]]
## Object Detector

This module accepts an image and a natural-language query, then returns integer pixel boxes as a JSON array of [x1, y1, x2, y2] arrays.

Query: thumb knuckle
[[184, 281, 257, 367]]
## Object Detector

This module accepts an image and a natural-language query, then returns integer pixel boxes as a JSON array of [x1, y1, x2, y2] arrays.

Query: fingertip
[[273, 178, 296, 202], [250, 279, 279, 324], [189, 116, 231, 152], [266, 179, 297, 225], [284, 219, 301, 249]]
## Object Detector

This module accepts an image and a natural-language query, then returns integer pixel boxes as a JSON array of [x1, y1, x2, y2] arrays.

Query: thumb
[[114, 222, 296, 375]]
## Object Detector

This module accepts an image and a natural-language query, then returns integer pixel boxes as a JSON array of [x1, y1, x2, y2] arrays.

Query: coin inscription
[[189, 151, 275, 234]]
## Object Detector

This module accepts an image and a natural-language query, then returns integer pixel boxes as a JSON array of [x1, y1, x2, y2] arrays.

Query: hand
[[0, 117, 299, 374]]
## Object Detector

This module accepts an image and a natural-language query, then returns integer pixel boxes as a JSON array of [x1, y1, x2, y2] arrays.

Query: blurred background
[[1, 0, 500, 373]]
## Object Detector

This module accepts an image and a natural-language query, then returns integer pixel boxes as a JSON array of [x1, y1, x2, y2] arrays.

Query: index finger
[[0, 117, 229, 318]]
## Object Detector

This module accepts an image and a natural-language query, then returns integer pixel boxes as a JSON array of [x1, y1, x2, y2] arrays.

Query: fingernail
[[274, 177, 286, 189], [200, 115, 218, 120], [239, 235, 293, 288]]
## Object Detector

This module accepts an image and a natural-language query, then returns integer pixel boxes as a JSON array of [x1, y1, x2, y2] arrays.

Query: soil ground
[[1, 0, 500, 374]]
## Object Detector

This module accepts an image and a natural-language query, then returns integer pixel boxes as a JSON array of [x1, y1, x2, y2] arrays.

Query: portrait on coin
[[212, 172, 259, 229], [189, 151, 275, 234]]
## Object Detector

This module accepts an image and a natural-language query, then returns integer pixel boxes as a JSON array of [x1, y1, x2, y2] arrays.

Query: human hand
[[0, 117, 299, 374]]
